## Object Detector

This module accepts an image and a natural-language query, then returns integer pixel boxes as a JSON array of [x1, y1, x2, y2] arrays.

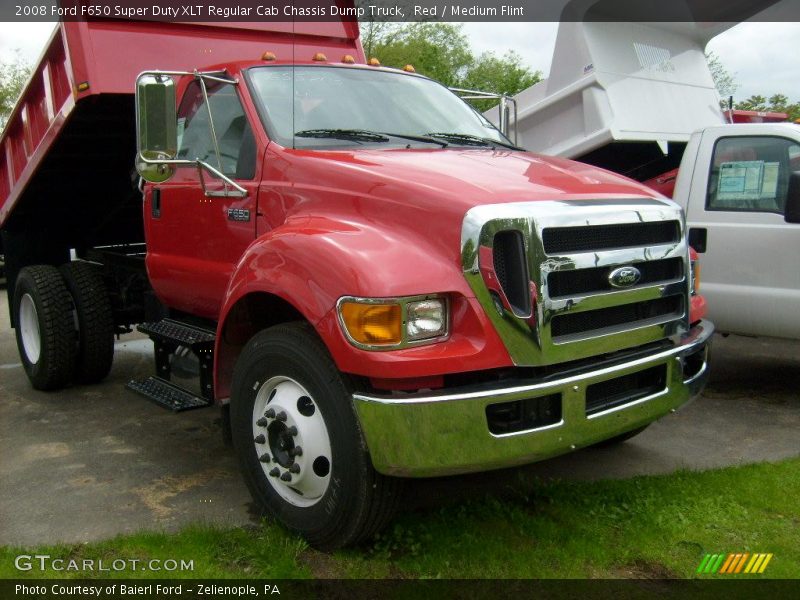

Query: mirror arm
[[449, 87, 518, 145], [136, 153, 247, 198], [196, 161, 248, 197], [197, 72, 225, 179]]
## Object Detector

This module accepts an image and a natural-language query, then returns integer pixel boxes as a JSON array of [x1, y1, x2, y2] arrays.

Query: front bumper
[[353, 320, 714, 477]]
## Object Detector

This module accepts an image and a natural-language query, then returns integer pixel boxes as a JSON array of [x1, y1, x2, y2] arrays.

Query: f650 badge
[[608, 266, 642, 288]]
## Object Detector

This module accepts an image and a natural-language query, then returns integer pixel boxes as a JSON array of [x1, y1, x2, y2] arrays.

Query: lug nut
[[289, 463, 300, 474], [286, 426, 298, 436], [289, 446, 303, 457], [276, 411, 287, 422], [256, 417, 268, 427], [269, 467, 279, 477], [254, 434, 266, 444], [280, 472, 292, 482], [265, 408, 275, 418], [259, 453, 271, 463]]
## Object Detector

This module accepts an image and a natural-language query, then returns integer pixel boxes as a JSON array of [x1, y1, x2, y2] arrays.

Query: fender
[[213, 215, 512, 399]]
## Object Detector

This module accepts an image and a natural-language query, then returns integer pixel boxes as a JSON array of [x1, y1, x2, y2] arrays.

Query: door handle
[[152, 188, 161, 218], [688, 227, 707, 253]]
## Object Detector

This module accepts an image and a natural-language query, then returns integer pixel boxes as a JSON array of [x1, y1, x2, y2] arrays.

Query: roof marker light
[[262, 51, 277, 61], [313, 52, 327, 62], [402, 64, 416, 73], [341, 54, 356, 64], [368, 57, 381, 66]]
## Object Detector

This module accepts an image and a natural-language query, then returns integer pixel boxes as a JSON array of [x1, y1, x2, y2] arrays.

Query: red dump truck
[[0, 19, 712, 549]]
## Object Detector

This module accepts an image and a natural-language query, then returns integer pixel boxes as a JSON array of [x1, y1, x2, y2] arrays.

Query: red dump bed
[[0, 20, 362, 238]]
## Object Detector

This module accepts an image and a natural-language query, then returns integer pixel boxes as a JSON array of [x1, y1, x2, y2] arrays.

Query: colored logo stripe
[[697, 553, 773, 574]]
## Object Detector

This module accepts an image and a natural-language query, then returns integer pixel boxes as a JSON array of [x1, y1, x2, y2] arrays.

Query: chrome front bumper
[[353, 320, 714, 477]]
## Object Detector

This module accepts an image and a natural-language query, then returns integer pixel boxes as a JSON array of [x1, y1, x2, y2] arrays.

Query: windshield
[[247, 65, 512, 149]]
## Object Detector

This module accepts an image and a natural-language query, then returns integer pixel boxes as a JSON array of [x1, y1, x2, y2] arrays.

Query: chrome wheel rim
[[252, 376, 332, 507], [19, 293, 41, 364]]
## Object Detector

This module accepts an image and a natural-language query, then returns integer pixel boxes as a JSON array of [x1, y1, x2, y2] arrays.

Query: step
[[126, 377, 212, 412], [137, 319, 216, 348]]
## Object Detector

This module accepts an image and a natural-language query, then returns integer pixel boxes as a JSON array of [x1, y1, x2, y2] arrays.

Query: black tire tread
[[59, 262, 115, 383], [13, 265, 76, 390], [285, 322, 402, 548]]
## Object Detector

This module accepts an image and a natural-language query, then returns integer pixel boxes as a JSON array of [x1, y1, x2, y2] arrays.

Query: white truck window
[[707, 136, 799, 214]]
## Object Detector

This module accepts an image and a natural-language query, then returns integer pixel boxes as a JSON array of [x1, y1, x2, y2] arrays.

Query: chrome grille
[[547, 257, 683, 298], [461, 199, 690, 367], [542, 220, 680, 254], [550, 295, 684, 341]]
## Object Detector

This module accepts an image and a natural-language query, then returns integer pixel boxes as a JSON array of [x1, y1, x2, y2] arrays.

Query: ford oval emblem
[[608, 266, 642, 288]]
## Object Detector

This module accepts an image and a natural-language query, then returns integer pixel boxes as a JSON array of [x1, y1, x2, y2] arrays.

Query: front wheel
[[230, 322, 401, 550]]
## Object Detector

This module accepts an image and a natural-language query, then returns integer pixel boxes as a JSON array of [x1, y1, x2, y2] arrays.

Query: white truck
[[490, 18, 800, 341], [673, 123, 800, 339]]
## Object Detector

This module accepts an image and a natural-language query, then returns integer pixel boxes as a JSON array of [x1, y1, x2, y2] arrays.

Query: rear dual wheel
[[13, 263, 114, 390], [13, 266, 76, 390], [230, 322, 402, 550]]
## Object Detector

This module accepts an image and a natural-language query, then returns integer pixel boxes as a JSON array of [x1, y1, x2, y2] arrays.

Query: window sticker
[[717, 160, 779, 203]]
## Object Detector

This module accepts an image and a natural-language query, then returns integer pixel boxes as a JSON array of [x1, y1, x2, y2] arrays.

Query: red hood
[[283, 147, 663, 210]]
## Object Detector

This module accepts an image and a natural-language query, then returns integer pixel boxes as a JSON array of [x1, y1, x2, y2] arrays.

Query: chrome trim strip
[[586, 388, 668, 420], [353, 319, 713, 405], [491, 419, 565, 439]]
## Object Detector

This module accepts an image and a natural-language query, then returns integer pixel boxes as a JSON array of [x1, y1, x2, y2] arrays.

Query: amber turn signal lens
[[340, 302, 402, 346]]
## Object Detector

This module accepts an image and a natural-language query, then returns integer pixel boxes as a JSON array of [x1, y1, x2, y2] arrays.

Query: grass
[[2, 457, 798, 580]]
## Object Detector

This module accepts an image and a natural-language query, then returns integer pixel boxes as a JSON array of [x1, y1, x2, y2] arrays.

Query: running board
[[136, 318, 216, 402], [126, 377, 212, 412]]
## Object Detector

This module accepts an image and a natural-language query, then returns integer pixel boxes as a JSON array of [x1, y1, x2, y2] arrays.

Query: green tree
[[365, 22, 541, 112], [735, 94, 800, 121], [0, 51, 31, 131]]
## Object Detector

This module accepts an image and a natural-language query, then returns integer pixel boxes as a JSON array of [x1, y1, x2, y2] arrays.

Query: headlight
[[407, 299, 447, 341], [690, 259, 700, 295], [338, 295, 448, 349]]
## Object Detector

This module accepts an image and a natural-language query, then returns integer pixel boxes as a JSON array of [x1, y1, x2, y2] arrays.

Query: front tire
[[230, 322, 401, 550], [13, 265, 76, 390]]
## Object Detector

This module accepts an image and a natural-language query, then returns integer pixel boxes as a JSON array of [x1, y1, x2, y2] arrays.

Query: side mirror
[[786, 172, 800, 224], [135, 73, 178, 183]]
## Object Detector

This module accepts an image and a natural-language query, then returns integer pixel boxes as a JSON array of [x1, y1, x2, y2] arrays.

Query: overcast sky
[[1, 21, 799, 102]]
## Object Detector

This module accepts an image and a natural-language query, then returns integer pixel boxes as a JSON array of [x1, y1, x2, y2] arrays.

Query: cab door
[[685, 131, 800, 338], [145, 79, 261, 319]]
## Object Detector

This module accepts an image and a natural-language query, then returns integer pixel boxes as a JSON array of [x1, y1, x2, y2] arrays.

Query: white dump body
[[489, 22, 731, 159]]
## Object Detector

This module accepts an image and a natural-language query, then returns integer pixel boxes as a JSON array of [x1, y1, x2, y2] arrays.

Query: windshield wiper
[[294, 129, 391, 142], [425, 132, 520, 150], [295, 129, 449, 147], [381, 132, 449, 147]]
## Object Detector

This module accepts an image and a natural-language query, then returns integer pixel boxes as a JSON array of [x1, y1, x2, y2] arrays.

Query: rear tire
[[230, 322, 402, 550], [13, 265, 76, 390], [60, 262, 115, 384]]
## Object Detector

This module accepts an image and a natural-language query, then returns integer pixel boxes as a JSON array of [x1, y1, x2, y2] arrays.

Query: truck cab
[[672, 123, 800, 339]]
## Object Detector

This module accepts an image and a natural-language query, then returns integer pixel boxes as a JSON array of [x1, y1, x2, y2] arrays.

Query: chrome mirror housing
[[135, 73, 178, 183]]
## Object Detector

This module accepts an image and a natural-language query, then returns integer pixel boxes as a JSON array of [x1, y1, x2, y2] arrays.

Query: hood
[[284, 147, 663, 211]]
